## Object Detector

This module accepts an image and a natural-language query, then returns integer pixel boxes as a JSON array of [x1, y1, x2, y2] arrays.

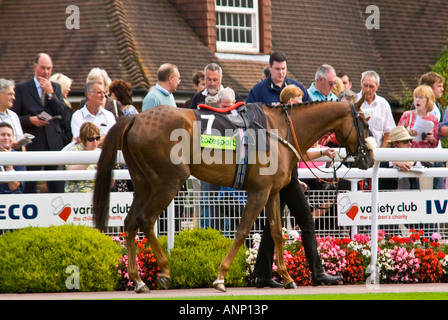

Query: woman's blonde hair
[[280, 85, 303, 104], [50, 73, 72, 93], [79, 122, 100, 146], [50, 73, 72, 108], [413, 84, 435, 112]]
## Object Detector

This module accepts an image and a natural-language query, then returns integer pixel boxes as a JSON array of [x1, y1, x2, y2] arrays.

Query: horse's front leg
[[266, 192, 297, 289], [214, 191, 270, 292]]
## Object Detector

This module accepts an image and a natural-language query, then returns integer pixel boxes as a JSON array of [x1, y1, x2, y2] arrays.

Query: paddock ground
[[1, 283, 448, 300]]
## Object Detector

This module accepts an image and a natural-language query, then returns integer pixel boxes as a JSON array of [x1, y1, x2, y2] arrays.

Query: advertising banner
[[0, 192, 132, 229], [338, 190, 448, 226]]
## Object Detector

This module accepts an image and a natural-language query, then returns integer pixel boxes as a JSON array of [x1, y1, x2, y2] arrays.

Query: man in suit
[[12, 53, 71, 193]]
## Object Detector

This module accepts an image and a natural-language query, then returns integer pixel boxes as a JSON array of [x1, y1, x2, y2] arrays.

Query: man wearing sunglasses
[[307, 64, 338, 102]]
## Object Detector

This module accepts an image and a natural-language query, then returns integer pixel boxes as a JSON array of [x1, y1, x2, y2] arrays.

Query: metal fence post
[[167, 199, 175, 252]]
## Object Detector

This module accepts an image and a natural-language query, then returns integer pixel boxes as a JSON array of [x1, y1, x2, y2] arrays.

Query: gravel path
[[1, 283, 448, 300]]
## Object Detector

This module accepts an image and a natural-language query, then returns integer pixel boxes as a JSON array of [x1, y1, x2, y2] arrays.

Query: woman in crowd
[[398, 84, 439, 149], [50, 73, 73, 109], [65, 122, 101, 193], [397, 85, 440, 234], [109, 79, 139, 116], [50, 73, 74, 147]]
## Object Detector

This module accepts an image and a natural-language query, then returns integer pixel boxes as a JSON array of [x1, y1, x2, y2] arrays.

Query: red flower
[[437, 251, 446, 259], [410, 234, 420, 241], [415, 248, 443, 283]]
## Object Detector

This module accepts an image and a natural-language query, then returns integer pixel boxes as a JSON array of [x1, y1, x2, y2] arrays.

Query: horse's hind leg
[[123, 202, 150, 293], [138, 183, 185, 289]]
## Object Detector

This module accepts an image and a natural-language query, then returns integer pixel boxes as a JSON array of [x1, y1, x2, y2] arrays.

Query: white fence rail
[[369, 148, 448, 285], [0, 148, 448, 256]]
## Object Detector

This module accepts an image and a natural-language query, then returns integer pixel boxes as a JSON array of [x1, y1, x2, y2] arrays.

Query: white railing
[[369, 148, 448, 285], [1, 148, 448, 258]]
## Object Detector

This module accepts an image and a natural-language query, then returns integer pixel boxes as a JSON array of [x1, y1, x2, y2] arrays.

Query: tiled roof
[[0, 1, 131, 88], [271, 0, 381, 94], [355, 0, 448, 98], [270, 0, 448, 101], [119, 0, 219, 92], [1, 0, 447, 103]]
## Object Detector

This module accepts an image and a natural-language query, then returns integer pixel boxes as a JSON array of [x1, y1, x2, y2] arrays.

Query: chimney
[[169, 0, 217, 52]]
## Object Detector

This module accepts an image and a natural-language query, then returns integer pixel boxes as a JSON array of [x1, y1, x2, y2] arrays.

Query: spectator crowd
[[2, 50, 448, 288], [0, 50, 447, 199]]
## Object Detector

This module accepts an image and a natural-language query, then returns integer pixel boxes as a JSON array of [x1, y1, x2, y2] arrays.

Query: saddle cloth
[[193, 102, 269, 151]]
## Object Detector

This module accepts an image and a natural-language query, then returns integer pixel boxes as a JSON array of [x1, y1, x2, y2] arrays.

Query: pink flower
[[431, 233, 442, 242]]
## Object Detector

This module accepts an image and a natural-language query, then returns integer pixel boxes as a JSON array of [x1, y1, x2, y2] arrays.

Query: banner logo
[[339, 196, 359, 221], [52, 196, 72, 222]]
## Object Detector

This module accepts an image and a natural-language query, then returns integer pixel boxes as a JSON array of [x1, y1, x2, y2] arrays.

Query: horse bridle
[[280, 102, 370, 181], [279, 102, 371, 210], [338, 102, 371, 167]]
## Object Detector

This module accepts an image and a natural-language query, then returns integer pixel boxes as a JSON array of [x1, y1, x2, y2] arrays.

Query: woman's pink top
[[397, 110, 439, 148]]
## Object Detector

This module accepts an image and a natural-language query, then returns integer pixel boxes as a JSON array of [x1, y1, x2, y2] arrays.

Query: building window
[[215, 0, 259, 53]]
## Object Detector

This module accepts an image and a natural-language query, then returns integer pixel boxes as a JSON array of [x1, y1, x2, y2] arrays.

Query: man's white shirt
[[357, 91, 396, 146], [71, 104, 116, 140]]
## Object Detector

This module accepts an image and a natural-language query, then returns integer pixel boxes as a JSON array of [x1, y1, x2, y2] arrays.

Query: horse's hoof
[[284, 281, 297, 289], [135, 281, 151, 293], [158, 275, 170, 289], [213, 279, 227, 292]]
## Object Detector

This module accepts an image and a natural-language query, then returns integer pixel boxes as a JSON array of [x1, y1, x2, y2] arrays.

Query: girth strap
[[231, 105, 250, 190]]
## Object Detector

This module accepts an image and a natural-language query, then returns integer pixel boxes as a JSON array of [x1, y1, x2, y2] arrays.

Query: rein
[[281, 104, 339, 186]]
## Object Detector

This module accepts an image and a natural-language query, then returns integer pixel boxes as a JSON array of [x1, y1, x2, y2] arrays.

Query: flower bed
[[114, 233, 160, 291], [247, 228, 448, 285], [114, 228, 448, 289]]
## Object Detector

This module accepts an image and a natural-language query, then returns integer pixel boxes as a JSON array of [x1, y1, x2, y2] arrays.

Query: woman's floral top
[[64, 143, 97, 193]]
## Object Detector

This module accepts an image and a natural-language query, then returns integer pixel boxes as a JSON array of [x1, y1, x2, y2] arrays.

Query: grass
[[135, 292, 448, 300]]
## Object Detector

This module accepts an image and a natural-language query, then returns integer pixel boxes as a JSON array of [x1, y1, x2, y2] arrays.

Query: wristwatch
[[48, 93, 54, 100]]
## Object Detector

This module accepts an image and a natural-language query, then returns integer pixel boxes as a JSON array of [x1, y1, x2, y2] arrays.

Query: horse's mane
[[268, 100, 340, 110], [270, 94, 365, 110]]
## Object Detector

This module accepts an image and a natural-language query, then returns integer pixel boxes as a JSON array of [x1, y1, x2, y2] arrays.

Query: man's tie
[[41, 90, 45, 105]]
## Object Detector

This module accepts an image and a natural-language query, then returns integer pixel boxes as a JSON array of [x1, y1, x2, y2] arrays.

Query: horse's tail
[[93, 116, 135, 231]]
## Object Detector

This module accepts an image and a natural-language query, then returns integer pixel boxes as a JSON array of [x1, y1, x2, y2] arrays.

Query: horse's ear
[[354, 93, 365, 110]]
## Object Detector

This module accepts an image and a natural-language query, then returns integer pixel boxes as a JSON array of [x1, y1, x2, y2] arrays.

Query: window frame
[[215, 0, 260, 54]]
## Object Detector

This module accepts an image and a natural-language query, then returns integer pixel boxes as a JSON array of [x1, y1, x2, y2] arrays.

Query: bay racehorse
[[93, 99, 374, 293]]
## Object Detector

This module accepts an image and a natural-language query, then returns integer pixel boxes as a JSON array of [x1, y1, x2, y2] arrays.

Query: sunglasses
[[400, 139, 413, 144], [86, 135, 101, 142]]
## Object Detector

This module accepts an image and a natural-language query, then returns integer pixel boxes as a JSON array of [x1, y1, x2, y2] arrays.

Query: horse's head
[[335, 99, 375, 170]]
